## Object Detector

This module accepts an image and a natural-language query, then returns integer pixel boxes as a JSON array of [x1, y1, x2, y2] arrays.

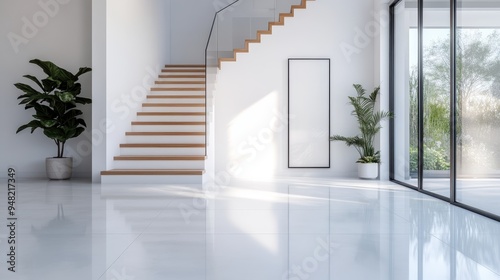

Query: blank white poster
[[288, 59, 330, 168]]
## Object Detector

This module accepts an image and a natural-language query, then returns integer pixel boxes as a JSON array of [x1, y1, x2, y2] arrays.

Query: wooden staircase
[[100, 0, 313, 184], [101, 65, 207, 184], [217, 0, 312, 69]]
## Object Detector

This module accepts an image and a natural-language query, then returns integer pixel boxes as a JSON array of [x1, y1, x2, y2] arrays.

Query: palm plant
[[330, 84, 393, 163], [15, 59, 92, 158]]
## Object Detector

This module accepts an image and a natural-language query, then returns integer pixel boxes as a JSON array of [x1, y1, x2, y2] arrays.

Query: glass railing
[[205, 0, 302, 68], [204, 0, 302, 155]]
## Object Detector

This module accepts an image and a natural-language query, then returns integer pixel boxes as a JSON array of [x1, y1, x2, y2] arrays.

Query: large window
[[390, 0, 500, 219]]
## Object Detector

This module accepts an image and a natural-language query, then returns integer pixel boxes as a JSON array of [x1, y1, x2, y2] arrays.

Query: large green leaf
[[41, 78, 58, 93], [43, 128, 65, 141], [53, 101, 66, 116], [32, 103, 56, 118], [63, 109, 83, 120], [18, 93, 50, 105], [73, 127, 85, 138], [30, 59, 76, 83], [22, 75, 44, 91], [16, 120, 43, 134], [41, 120, 57, 128], [70, 83, 82, 96], [77, 118, 87, 127], [61, 127, 77, 140], [14, 83, 43, 96], [75, 67, 92, 78], [57, 92, 75, 103], [75, 97, 92, 104]]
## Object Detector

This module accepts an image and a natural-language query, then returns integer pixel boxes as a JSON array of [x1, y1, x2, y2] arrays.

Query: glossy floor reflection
[[0, 178, 499, 280]]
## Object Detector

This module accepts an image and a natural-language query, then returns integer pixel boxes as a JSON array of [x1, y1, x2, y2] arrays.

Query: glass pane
[[393, 0, 419, 186], [422, 0, 451, 197], [456, 0, 500, 216]]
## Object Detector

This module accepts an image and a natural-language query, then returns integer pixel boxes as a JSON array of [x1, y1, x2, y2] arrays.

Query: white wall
[[102, 0, 172, 178], [0, 0, 92, 179], [374, 0, 392, 180], [170, 0, 217, 64], [213, 0, 380, 180], [92, 0, 107, 182]]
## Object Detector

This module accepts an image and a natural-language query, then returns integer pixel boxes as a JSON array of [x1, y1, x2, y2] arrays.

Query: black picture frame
[[287, 58, 331, 168]]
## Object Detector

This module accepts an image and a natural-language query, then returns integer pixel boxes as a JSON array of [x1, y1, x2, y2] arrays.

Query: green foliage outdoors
[[409, 30, 500, 172], [410, 146, 450, 173], [15, 59, 92, 158], [331, 84, 393, 163]]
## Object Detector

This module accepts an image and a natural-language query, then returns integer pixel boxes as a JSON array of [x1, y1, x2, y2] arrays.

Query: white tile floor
[[0, 178, 499, 280]]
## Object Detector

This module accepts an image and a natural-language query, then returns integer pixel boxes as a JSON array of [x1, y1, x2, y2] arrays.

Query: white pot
[[357, 162, 378, 179], [46, 157, 73, 180]]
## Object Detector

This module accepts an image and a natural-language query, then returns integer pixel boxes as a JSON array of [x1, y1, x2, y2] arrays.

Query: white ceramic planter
[[46, 157, 73, 180], [357, 162, 378, 179]]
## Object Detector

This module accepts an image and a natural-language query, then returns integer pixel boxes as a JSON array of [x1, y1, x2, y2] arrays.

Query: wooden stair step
[[114, 155, 206, 161], [155, 81, 205, 84], [161, 69, 205, 73], [143, 103, 205, 107], [151, 88, 205, 91], [126, 132, 205, 136], [132, 121, 205, 125], [164, 64, 205, 68], [120, 143, 205, 148], [159, 74, 205, 79], [291, 1, 308, 10], [147, 95, 205, 99], [101, 169, 205, 176], [233, 48, 249, 54], [137, 112, 205, 116]]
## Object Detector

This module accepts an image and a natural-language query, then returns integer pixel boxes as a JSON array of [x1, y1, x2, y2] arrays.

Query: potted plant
[[15, 59, 92, 180], [330, 84, 393, 179]]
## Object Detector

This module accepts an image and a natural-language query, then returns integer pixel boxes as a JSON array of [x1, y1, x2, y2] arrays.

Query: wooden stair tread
[[131, 121, 205, 125], [233, 48, 249, 53], [151, 88, 205, 91], [142, 103, 205, 107], [147, 95, 204, 99], [120, 143, 206, 148], [159, 74, 205, 79], [126, 132, 205, 136], [164, 64, 205, 68], [114, 155, 206, 161], [101, 169, 205, 176], [137, 112, 205, 116], [155, 81, 205, 84], [219, 57, 236, 62], [161, 69, 205, 73]]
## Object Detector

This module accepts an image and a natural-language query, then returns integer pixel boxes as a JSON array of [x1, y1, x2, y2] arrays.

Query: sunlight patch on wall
[[227, 91, 284, 179]]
